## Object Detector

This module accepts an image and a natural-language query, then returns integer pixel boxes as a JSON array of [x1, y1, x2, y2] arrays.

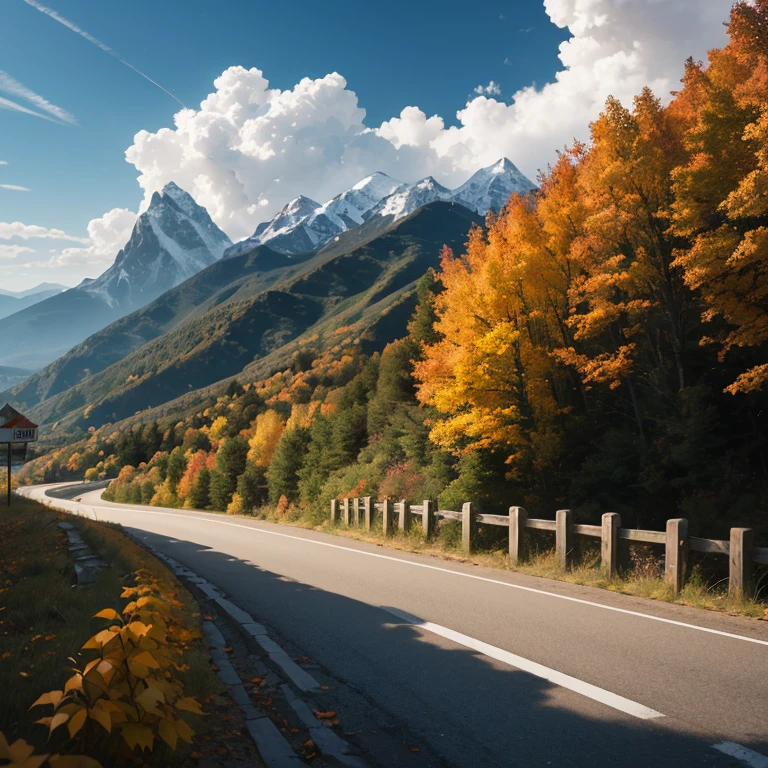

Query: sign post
[[0, 404, 38, 507]]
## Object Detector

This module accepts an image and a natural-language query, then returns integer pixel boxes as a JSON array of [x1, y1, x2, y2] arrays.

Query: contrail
[[0, 94, 62, 123], [0, 72, 76, 124], [0, 184, 31, 192], [24, 0, 186, 108]]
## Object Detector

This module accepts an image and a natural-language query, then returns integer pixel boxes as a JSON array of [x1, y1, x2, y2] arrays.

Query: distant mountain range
[[0, 283, 68, 321], [1, 158, 534, 435], [228, 158, 535, 257], [0, 183, 231, 369]]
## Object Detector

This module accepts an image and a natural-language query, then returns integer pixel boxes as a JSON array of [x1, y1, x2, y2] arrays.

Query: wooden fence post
[[382, 499, 393, 536], [556, 509, 573, 569], [665, 518, 688, 595], [353, 497, 360, 527], [462, 502, 476, 553], [422, 499, 435, 538], [729, 527, 754, 598], [342, 498, 350, 526], [363, 496, 372, 532], [399, 501, 411, 533], [601, 512, 620, 578], [330, 499, 338, 524], [509, 507, 527, 566]]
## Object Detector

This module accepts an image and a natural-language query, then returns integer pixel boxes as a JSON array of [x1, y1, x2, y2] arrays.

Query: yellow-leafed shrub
[[30, 568, 204, 762]]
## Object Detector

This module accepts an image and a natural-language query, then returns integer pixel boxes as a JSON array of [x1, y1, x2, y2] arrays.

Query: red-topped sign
[[0, 404, 38, 444]]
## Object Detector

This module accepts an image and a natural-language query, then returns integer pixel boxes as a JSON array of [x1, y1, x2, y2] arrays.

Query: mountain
[[365, 176, 454, 222], [9, 202, 481, 436], [0, 366, 34, 392], [0, 183, 230, 370], [229, 159, 534, 261], [454, 158, 537, 214], [0, 285, 68, 321], [227, 172, 402, 257], [0, 283, 69, 298]]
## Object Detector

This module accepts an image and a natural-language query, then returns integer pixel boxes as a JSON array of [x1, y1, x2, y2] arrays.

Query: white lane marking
[[36, 491, 768, 648], [384, 606, 664, 720], [712, 742, 768, 767]]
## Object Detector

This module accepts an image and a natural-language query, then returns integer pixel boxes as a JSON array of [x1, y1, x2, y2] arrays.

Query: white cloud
[[0, 222, 89, 242], [0, 221, 90, 243], [52, 208, 136, 268], [0, 70, 76, 125], [0, 184, 31, 192], [0, 160, 8, 165], [0, 244, 34, 260], [474, 82, 502, 97], [121, 0, 731, 243], [0, 209, 136, 291]]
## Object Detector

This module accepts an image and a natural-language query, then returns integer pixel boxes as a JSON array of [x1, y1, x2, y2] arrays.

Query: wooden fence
[[330, 497, 768, 598]]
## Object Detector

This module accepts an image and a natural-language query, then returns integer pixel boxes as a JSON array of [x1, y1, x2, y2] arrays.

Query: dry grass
[[289, 517, 768, 620]]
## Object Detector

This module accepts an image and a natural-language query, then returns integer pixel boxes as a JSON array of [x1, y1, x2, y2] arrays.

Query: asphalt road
[[21, 483, 768, 768]]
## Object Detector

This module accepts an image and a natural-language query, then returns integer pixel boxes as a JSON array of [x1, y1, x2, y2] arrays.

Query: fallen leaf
[[314, 711, 336, 720]]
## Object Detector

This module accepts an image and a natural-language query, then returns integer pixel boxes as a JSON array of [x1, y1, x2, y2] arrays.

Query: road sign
[[1, 403, 38, 507]]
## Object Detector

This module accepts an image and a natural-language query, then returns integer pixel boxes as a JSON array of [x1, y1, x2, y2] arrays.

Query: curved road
[[21, 483, 768, 768]]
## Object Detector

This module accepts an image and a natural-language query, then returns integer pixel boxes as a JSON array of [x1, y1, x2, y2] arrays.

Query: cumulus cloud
[[0, 208, 136, 291], [52, 208, 136, 268], [120, 0, 732, 243], [474, 81, 502, 96]]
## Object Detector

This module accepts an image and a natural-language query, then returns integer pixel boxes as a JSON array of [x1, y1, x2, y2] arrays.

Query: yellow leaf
[[49, 710, 70, 734], [29, 690, 63, 709], [120, 723, 153, 752], [132, 651, 160, 669], [127, 660, 149, 679], [68, 708, 87, 738], [135, 687, 164, 713], [64, 674, 83, 693], [158, 718, 178, 751], [127, 621, 151, 638], [174, 717, 195, 744], [175, 697, 204, 715], [93, 608, 121, 621], [81, 629, 118, 650], [50, 754, 103, 767], [89, 703, 112, 734]]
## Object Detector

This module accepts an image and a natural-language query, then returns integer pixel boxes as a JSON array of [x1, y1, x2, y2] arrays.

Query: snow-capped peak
[[83, 182, 231, 308], [364, 176, 454, 222], [453, 158, 536, 215]]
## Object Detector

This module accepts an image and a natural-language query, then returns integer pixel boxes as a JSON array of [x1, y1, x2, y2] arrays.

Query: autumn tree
[[671, 0, 768, 394]]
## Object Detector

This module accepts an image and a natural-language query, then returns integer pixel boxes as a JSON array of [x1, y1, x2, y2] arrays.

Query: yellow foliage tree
[[246, 410, 285, 466]]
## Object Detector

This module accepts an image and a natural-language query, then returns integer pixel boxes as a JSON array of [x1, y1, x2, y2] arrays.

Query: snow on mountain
[[228, 173, 402, 257], [228, 159, 536, 258], [453, 158, 537, 215], [364, 176, 454, 222], [83, 182, 231, 308], [320, 172, 402, 228]]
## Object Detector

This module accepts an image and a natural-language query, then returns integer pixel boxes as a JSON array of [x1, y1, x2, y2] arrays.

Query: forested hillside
[[18, 2, 768, 539]]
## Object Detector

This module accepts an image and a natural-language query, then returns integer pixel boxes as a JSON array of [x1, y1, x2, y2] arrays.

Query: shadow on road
[[124, 526, 747, 768]]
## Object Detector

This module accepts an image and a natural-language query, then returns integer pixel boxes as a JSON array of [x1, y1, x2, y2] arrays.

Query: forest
[[18, 1, 768, 540]]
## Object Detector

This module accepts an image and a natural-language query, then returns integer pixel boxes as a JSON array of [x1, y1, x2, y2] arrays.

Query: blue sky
[[1, 1, 565, 235], [0, 0, 732, 291]]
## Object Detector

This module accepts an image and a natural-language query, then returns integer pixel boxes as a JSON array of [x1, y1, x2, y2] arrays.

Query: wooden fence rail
[[331, 496, 768, 598]]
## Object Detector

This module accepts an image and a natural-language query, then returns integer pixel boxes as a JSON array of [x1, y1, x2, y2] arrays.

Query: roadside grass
[[260, 510, 768, 620], [0, 495, 220, 764]]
